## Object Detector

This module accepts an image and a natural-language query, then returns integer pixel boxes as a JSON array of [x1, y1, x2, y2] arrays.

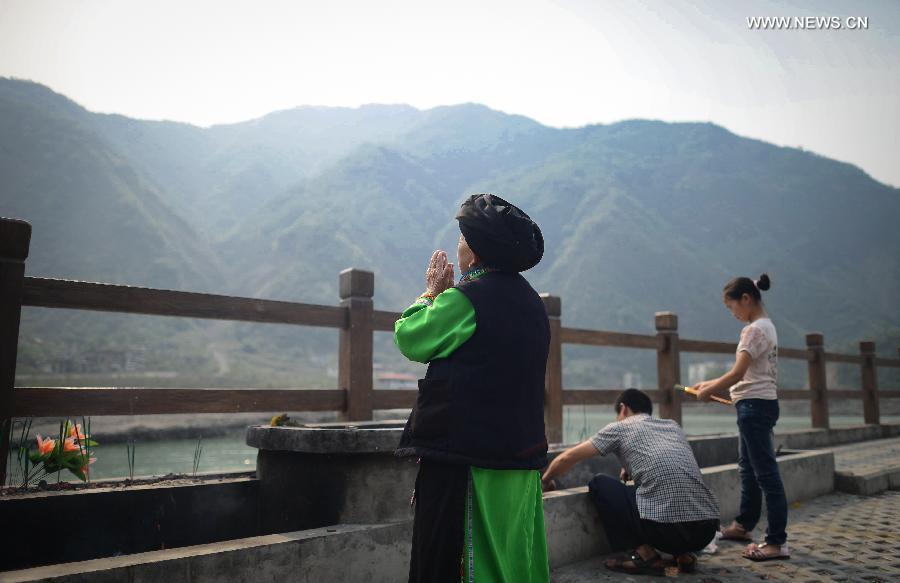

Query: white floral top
[[729, 317, 778, 402]]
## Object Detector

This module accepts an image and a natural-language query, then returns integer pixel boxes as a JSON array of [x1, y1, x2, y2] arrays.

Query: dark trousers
[[408, 459, 468, 583], [587, 474, 718, 556], [735, 398, 788, 545]]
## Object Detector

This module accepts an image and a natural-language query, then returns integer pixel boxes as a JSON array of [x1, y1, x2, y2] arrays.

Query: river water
[[6, 413, 899, 483]]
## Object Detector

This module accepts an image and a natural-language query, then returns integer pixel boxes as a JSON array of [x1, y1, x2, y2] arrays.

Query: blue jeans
[[735, 398, 788, 545]]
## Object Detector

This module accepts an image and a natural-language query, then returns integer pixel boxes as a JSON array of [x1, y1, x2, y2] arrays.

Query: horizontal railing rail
[[823, 352, 865, 365], [23, 277, 348, 328], [11, 387, 347, 417], [680, 338, 812, 360], [559, 328, 658, 349]]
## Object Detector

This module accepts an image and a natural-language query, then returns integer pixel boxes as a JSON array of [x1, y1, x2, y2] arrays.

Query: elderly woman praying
[[394, 194, 550, 583]]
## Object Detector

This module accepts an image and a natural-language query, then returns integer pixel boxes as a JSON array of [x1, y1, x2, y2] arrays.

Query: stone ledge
[[1, 449, 835, 582], [0, 522, 413, 583], [246, 424, 404, 454], [835, 467, 900, 496]]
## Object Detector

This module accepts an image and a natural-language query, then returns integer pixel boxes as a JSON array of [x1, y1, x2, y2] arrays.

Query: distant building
[[375, 372, 417, 390], [50, 348, 145, 374], [623, 371, 642, 390]]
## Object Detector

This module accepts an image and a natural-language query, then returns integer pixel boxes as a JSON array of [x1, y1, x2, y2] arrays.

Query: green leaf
[[70, 467, 87, 482], [28, 451, 44, 464], [62, 456, 82, 470]]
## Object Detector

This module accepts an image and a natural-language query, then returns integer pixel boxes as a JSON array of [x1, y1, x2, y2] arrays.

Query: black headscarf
[[455, 194, 544, 273]]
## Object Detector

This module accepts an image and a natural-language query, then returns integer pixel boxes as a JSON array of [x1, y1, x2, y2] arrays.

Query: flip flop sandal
[[720, 523, 753, 542], [605, 552, 666, 576], [743, 542, 790, 561]]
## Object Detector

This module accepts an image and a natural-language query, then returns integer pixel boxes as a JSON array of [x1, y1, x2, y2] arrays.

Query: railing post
[[338, 268, 374, 421], [540, 294, 563, 444], [0, 218, 31, 486], [860, 340, 879, 425], [655, 312, 682, 424], [806, 332, 829, 429]]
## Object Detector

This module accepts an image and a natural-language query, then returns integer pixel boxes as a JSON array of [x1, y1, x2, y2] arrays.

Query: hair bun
[[756, 273, 771, 291]]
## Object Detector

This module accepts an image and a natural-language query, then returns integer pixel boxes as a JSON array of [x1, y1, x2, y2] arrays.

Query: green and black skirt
[[408, 459, 549, 583]]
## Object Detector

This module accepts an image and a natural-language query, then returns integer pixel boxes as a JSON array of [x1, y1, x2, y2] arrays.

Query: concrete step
[[835, 467, 900, 495], [828, 436, 900, 496]]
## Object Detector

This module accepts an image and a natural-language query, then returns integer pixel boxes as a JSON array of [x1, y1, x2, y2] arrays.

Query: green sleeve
[[394, 287, 476, 363]]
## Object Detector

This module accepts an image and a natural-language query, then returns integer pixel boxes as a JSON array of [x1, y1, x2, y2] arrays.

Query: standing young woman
[[694, 273, 790, 561]]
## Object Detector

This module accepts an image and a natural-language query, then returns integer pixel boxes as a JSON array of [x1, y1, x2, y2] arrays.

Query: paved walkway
[[552, 435, 900, 582], [552, 490, 900, 582]]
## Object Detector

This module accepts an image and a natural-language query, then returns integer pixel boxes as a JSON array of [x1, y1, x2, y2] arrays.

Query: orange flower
[[36, 434, 55, 456], [63, 437, 84, 453], [67, 423, 87, 441], [80, 457, 97, 474]]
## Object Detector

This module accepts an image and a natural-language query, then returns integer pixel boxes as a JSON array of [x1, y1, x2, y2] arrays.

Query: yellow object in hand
[[676, 384, 733, 406]]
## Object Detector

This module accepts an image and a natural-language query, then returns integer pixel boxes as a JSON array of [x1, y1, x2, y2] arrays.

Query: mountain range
[[2, 77, 898, 389]]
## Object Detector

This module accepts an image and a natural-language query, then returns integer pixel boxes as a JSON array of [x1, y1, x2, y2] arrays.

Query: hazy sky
[[2, 0, 898, 186]]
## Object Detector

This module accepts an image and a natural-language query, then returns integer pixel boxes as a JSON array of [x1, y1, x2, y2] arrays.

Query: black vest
[[395, 271, 550, 469]]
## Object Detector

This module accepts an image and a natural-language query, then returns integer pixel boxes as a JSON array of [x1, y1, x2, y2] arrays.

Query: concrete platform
[[551, 491, 900, 582], [0, 448, 833, 582], [831, 436, 900, 496], [10, 491, 897, 582], [3, 425, 897, 581]]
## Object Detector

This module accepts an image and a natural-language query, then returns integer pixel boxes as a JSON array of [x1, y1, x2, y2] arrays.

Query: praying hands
[[424, 250, 455, 297]]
